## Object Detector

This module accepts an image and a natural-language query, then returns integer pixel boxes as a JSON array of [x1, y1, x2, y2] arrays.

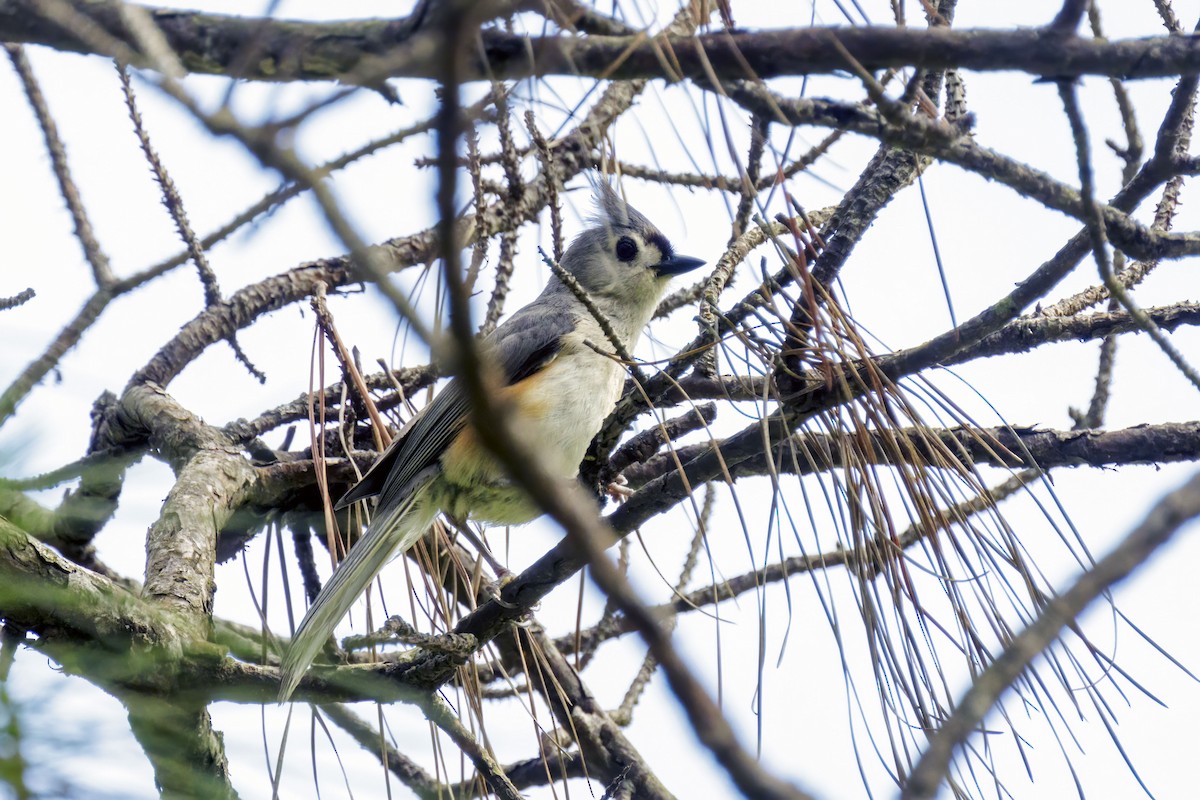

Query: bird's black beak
[[653, 254, 705, 277]]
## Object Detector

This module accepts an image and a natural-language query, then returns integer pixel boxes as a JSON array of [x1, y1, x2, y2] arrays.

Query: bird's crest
[[590, 178, 655, 235]]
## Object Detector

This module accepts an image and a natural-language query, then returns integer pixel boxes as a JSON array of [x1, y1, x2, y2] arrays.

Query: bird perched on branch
[[279, 182, 705, 700]]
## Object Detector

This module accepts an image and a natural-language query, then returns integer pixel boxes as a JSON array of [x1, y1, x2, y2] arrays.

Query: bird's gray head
[[556, 182, 705, 312]]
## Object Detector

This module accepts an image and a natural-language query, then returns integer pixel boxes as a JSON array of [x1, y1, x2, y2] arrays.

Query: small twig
[[464, 126, 488, 292], [608, 403, 717, 475], [117, 63, 265, 383], [481, 230, 516, 335], [1153, 0, 1183, 33], [0, 288, 35, 311], [119, 64, 219, 307], [311, 283, 391, 452], [1073, 301, 1119, 429], [1058, 79, 1200, 392], [343, 616, 477, 654], [1040, 172, 1188, 317], [290, 522, 322, 605], [444, 750, 586, 798], [493, 82, 522, 200], [319, 703, 439, 797], [0, 626, 21, 686], [611, 483, 713, 725], [539, 247, 650, 385], [653, 276, 706, 318], [5, 44, 115, 288], [574, 538, 629, 670], [222, 361, 437, 443], [417, 693, 522, 800], [527, 112, 564, 261], [0, 445, 130, 492], [1048, 0, 1089, 33], [731, 113, 769, 240]]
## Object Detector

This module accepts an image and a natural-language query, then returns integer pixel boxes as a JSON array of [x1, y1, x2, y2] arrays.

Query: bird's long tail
[[278, 477, 439, 701]]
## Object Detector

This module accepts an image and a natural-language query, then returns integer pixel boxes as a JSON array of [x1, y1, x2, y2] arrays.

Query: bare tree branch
[[10, 3, 1200, 84], [6, 1, 1200, 796], [904, 469, 1200, 799], [621, 421, 1200, 489]]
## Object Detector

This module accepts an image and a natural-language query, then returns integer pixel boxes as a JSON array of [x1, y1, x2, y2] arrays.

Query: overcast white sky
[[3, 2, 1200, 798]]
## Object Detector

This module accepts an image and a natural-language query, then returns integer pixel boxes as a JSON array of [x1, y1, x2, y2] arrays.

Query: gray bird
[[279, 182, 704, 700]]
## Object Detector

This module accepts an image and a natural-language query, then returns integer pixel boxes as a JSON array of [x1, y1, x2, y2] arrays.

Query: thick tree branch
[[620, 420, 1200, 488], [10, 4, 1200, 84], [115, 384, 253, 633], [123, 694, 238, 800], [0, 515, 185, 655], [948, 301, 1200, 365]]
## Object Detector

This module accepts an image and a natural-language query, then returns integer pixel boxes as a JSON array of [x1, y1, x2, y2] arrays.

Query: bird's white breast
[[435, 321, 631, 525], [519, 327, 627, 478]]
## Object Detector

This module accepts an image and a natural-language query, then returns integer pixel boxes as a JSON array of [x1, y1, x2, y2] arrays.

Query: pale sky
[[2, 2, 1200, 798]]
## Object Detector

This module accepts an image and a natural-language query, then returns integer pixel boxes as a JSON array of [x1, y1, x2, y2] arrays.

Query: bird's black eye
[[615, 236, 638, 262]]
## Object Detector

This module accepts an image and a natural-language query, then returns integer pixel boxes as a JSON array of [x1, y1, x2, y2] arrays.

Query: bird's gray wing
[[336, 305, 576, 511]]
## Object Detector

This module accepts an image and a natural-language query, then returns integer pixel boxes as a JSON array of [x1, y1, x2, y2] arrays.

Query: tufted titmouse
[[278, 182, 704, 700]]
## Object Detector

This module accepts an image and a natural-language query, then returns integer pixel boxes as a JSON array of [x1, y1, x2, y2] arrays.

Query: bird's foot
[[482, 572, 518, 608], [606, 474, 633, 503]]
